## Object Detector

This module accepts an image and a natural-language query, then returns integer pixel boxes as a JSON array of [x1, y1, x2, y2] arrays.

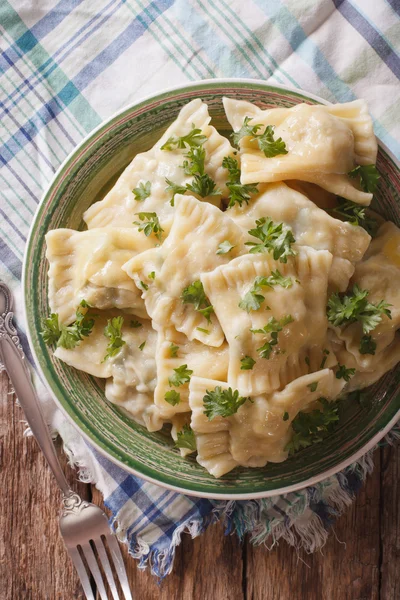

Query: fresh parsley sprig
[[252, 125, 288, 158], [285, 398, 340, 455], [41, 300, 95, 350], [175, 424, 197, 451], [239, 271, 293, 313], [181, 280, 214, 323], [333, 198, 378, 236], [165, 179, 186, 206], [359, 335, 377, 355], [348, 164, 380, 194], [327, 285, 392, 335], [245, 217, 296, 263], [250, 315, 294, 359], [240, 356, 256, 370], [336, 364, 356, 381], [216, 240, 235, 255], [231, 116, 262, 147], [161, 124, 207, 151], [232, 117, 288, 157], [132, 181, 151, 201], [203, 386, 252, 420], [164, 390, 181, 406], [187, 173, 221, 198], [103, 316, 125, 361], [168, 364, 193, 387], [222, 156, 259, 208], [134, 212, 164, 241]]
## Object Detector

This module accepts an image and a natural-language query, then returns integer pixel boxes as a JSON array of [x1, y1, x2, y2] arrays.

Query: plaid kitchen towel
[[1, 0, 400, 577]]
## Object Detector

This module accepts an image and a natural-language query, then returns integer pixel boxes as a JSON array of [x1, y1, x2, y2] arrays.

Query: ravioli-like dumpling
[[330, 332, 400, 393], [189, 370, 345, 476], [83, 99, 235, 232], [122, 194, 246, 346], [54, 311, 155, 379], [201, 248, 334, 396], [153, 327, 229, 419], [228, 182, 371, 291], [229, 369, 346, 467], [331, 222, 400, 365], [189, 377, 238, 478], [223, 97, 377, 205], [46, 228, 155, 324], [55, 311, 161, 429]]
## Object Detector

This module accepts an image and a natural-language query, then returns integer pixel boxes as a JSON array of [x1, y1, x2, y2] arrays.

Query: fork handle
[[0, 307, 71, 497]]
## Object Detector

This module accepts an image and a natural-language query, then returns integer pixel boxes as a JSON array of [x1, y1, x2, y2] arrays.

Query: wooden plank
[[0, 371, 91, 600], [91, 486, 244, 600], [246, 452, 381, 600], [380, 443, 400, 600]]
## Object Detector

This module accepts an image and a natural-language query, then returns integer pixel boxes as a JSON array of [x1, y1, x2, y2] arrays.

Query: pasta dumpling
[[83, 99, 235, 232], [122, 194, 246, 346], [201, 248, 334, 396], [228, 181, 370, 290], [223, 97, 377, 205], [46, 228, 155, 324], [331, 222, 400, 367], [153, 327, 229, 419]]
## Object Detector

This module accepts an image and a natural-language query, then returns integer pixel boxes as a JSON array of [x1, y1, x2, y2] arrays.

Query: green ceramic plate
[[23, 79, 400, 499]]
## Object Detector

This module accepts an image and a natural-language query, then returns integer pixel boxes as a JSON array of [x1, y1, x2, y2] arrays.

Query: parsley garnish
[[161, 124, 207, 151], [308, 381, 318, 392], [187, 173, 221, 198], [165, 178, 187, 206], [41, 300, 95, 350], [252, 125, 288, 158], [348, 164, 380, 193], [183, 146, 205, 176], [216, 240, 235, 255], [285, 398, 340, 455], [176, 424, 196, 451], [283, 411, 289, 421], [148, 271, 156, 280], [239, 271, 293, 313], [196, 327, 210, 334], [203, 386, 252, 420], [168, 364, 193, 387], [359, 335, 377, 355], [327, 285, 392, 335], [333, 198, 378, 236], [130, 320, 142, 328], [240, 356, 256, 370], [164, 390, 181, 406], [103, 316, 125, 361], [138, 341, 146, 351], [181, 280, 214, 323], [320, 349, 330, 369], [134, 212, 164, 241], [231, 116, 262, 147], [169, 343, 179, 358], [245, 217, 296, 263], [222, 156, 259, 208], [250, 315, 294, 359], [132, 181, 151, 201], [139, 280, 148, 291], [336, 364, 356, 381], [41, 313, 61, 345]]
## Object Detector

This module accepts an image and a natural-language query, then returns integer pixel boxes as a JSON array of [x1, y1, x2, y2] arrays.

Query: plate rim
[[23, 77, 400, 499]]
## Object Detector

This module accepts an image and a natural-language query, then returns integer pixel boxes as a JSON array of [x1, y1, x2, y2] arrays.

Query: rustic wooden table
[[1, 370, 399, 600]]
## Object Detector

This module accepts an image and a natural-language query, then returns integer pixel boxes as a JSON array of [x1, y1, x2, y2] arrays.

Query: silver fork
[[0, 282, 133, 600]]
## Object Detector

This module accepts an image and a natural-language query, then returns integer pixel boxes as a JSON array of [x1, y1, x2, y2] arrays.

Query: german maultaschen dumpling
[[43, 97, 400, 478]]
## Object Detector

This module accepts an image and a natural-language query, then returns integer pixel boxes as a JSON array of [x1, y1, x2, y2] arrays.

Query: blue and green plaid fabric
[[2, 0, 399, 576]]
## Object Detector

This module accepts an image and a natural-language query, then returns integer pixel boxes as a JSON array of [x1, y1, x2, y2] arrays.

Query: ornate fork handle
[[0, 281, 72, 497]]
